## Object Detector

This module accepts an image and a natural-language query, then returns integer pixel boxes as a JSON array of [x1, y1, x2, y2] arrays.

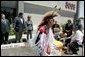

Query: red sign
[[65, 2, 75, 10]]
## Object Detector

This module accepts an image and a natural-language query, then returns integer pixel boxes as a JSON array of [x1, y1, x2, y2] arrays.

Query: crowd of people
[[1, 13, 33, 44], [1, 11, 84, 56]]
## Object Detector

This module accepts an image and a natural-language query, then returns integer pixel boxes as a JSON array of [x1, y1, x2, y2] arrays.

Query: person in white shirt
[[65, 26, 84, 54]]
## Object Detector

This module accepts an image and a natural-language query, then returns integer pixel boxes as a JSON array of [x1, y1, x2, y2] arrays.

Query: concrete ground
[[1, 43, 38, 56], [1, 34, 84, 56]]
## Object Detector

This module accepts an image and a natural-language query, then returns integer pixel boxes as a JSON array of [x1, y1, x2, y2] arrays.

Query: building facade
[[1, 1, 78, 33]]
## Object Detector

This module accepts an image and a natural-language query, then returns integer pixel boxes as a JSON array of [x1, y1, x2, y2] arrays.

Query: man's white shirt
[[71, 30, 84, 45], [20, 18, 23, 23]]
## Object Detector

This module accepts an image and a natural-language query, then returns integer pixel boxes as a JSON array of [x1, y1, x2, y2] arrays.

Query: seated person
[[64, 20, 73, 37], [65, 27, 84, 54], [54, 28, 61, 40], [52, 21, 61, 40]]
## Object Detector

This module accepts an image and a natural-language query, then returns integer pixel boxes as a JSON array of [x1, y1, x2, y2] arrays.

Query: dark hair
[[76, 19, 81, 22], [38, 18, 54, 30], [19, 12, 23, 16], [68, 19, 72, 23], [38, 19, 49, 29], [73, 25, 78, 30], [27, 15, 31, 18]]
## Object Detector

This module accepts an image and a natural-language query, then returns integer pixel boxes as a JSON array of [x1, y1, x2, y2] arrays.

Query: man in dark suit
[[14, 13, 25, 43], [1, 14, 10, 44], [64, 19, 73, 46]]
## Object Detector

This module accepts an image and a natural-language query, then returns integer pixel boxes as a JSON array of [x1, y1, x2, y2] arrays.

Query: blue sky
[[79, 1, 84, 18]]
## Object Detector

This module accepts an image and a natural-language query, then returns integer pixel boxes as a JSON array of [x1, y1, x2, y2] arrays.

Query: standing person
[[52, 21, 60, 40], [14, 13, 25, 43], [26, 15, 33, 41], [75, 19, 82, 32], [1, 14, 10, 44], [35, 11, 62, 56]]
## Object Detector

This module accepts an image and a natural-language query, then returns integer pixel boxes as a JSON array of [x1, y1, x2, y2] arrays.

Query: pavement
[[1, 43, 38, 56], [1, 34, 84, 56]]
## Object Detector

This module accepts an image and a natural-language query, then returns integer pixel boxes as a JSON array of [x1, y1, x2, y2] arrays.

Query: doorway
[[1, 7, 16, 24]]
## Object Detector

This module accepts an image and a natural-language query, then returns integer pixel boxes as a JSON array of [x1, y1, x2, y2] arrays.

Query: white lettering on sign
[[65, 2, 75, 10], [1, 43, 25, 49]]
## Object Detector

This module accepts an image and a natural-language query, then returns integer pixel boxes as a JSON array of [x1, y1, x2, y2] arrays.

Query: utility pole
[[76, 1, 80, 19], [74, 1, 80, 27]]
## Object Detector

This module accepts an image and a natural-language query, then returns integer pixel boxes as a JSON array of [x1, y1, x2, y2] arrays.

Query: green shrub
[[9, 28, 15, 35], [61, 24, 65, 30], [23, 28, 27, 34]]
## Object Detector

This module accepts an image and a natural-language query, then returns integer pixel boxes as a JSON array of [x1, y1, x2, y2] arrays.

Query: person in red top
[[35, 11, 57, 44], [35, 11, 60, 56]]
